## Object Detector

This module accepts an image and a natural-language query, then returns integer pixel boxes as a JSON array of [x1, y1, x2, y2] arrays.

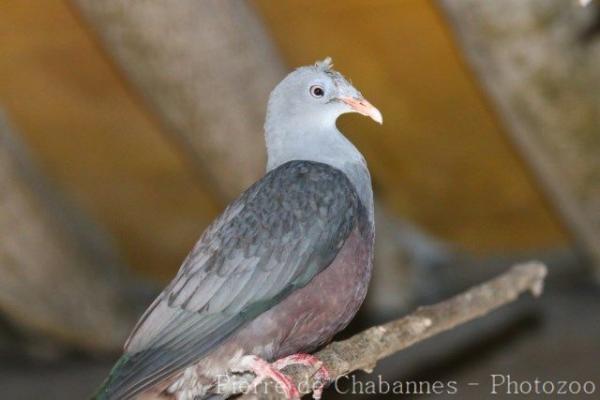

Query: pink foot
[[237, 355, 300, 399], [273, 354, 330, 400]]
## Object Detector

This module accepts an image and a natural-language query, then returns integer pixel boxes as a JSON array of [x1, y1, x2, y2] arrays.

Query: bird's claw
[[235, 353, 329, 400], [272, 353, 330, 400], [237, 355, 300, 399]]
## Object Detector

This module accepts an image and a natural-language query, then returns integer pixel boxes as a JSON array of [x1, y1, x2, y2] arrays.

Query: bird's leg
[[272, 353, 330, 400], [234, 355, 300, 399]]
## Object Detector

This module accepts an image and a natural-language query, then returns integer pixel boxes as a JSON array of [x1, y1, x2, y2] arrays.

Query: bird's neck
[[265, 123, 374, 219]]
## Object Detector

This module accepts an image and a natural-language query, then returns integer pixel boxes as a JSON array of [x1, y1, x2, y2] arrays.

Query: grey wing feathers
[[98, 161, 363, 399]]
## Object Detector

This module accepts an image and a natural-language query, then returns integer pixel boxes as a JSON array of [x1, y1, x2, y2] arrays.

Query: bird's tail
[[89, 354, 131, 400]]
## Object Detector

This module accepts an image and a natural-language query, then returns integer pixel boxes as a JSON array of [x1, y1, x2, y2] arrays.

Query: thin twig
[[240, 261, 547, 399]]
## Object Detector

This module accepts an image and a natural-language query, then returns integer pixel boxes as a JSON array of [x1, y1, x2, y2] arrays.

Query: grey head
[[264, 57, 382, 175]]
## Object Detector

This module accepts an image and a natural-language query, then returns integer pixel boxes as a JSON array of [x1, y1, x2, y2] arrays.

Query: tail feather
[[90, 355, 131, 400]]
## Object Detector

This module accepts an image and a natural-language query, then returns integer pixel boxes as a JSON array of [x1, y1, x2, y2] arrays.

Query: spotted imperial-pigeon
[[93, 58, 382, 400]]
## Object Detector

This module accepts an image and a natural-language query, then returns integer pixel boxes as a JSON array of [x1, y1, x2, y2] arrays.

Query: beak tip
[[372, 110, 383, 125]]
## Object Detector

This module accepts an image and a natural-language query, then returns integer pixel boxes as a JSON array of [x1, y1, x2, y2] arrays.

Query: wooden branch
[[239, 262, 547, 399], [437, 0, 600, 276], [71, 0, 285, 202], [0, 111, 148, 353]]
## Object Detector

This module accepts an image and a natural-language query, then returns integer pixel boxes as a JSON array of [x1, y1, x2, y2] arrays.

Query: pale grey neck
[[265, 124, 374, 220]]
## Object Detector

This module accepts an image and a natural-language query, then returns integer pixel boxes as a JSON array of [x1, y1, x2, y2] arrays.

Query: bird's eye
[[309, 85, 325, 98]]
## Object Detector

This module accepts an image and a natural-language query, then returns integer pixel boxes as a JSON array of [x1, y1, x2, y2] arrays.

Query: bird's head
[[264, 58, 381, 173], [266, 57, 382, 133]]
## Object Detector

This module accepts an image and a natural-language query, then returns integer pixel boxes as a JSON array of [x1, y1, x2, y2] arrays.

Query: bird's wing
[[97, 160, 367, 400]]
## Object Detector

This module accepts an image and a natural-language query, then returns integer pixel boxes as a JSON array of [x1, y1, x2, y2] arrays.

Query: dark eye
[[309, 85, 325, 98]]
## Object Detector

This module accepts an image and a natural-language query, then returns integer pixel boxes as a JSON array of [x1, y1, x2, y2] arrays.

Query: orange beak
[[339, 96, 383, 124]]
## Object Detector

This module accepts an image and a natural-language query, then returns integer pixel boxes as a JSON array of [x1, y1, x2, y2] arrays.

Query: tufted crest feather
[[315, 56, 333, 71], [310, 57, 355, 93]]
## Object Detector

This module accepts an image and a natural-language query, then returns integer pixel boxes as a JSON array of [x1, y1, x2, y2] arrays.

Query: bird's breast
[[240, 224, 374, 359]]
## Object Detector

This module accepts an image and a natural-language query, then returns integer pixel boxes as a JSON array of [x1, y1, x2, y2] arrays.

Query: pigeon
[[93, 57, 381, 400]]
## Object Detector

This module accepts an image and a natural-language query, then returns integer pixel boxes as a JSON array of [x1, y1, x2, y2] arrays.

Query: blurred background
[[0, 0, 598, 398]]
